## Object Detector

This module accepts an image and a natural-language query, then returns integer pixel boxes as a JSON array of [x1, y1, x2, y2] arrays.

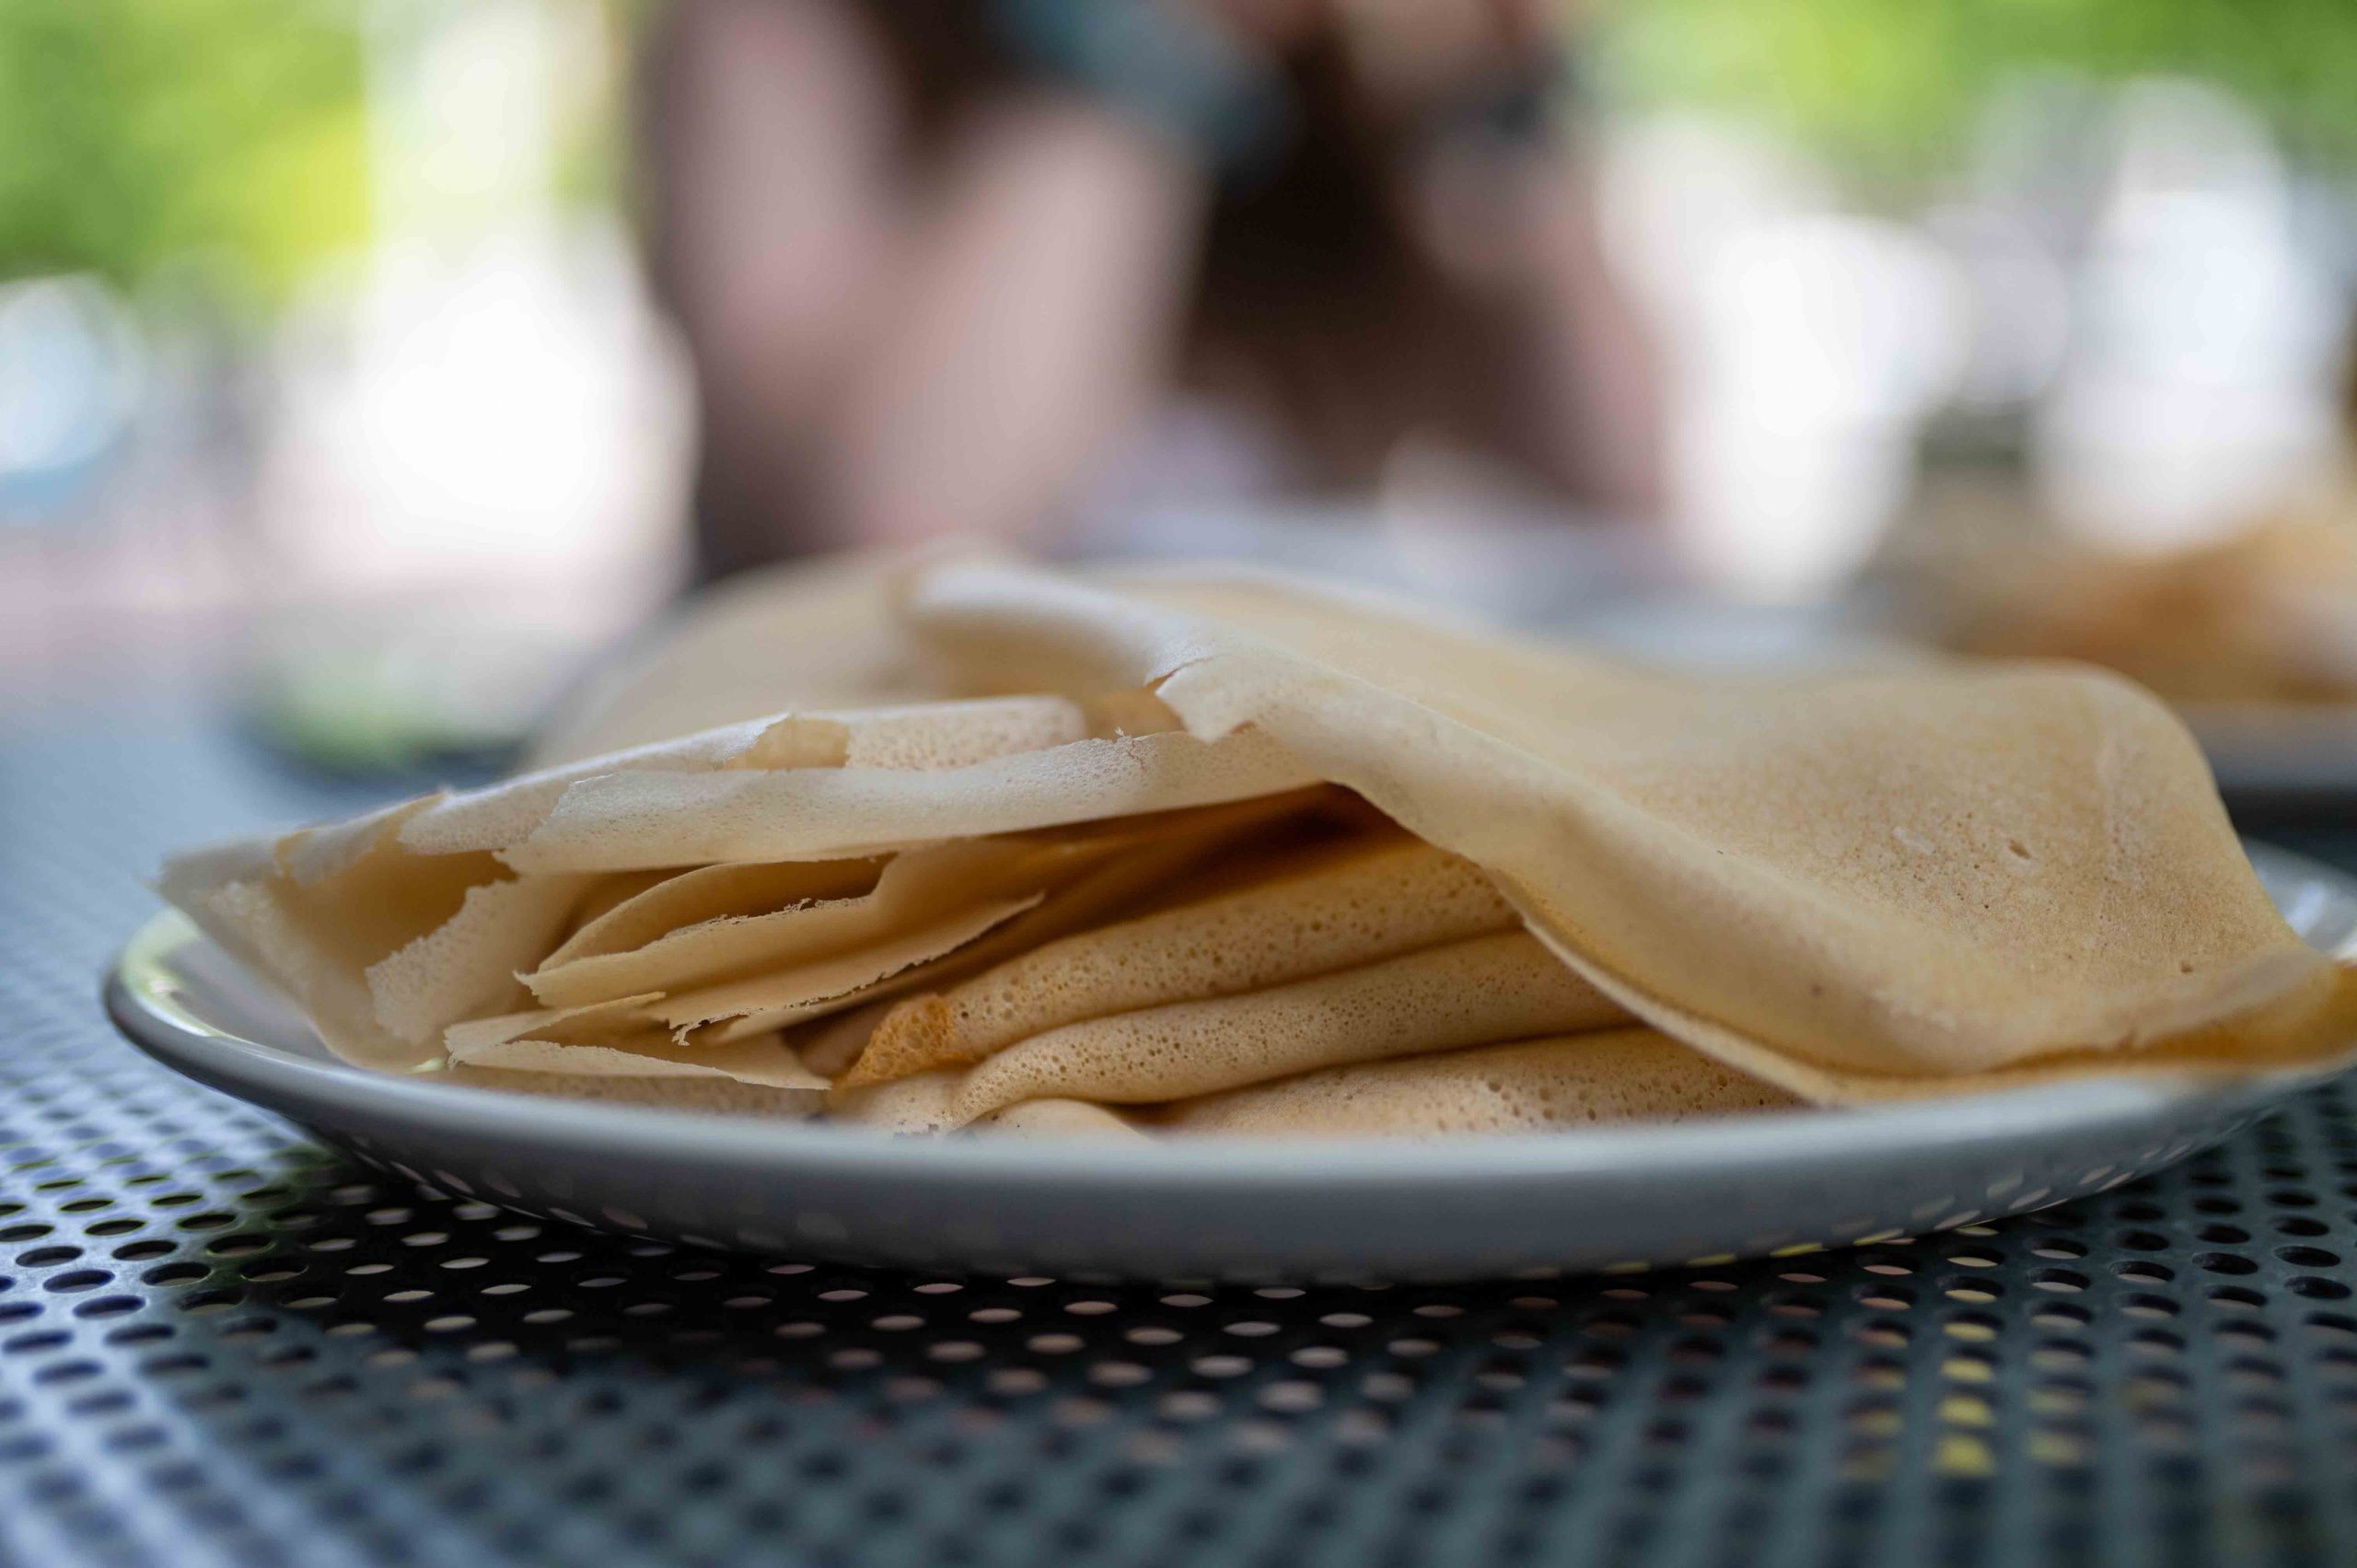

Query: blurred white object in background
[[1601, 119, 1967, 602], [2035, 79, 2347, 553], [260, 221, 690, 611], [255, 0, 690, 621], [237, 0, 693, 757], [366, 0, 581, 240], [1681, 215, 1965, 601], [1922, 202, 2073, 412], [0, 276, 145, 522], [0, 0, 689, 736], [248, 218, 692, 760]]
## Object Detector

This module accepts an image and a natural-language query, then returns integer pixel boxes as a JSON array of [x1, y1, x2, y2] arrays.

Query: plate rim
[[101, 847, 2353, 1198]]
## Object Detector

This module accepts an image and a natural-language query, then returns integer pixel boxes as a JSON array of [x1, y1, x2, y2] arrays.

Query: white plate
[[103, 842, 2357, 1283]]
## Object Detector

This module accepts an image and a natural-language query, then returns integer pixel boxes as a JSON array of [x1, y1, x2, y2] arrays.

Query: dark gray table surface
[[3, 704, 2355, 1568]]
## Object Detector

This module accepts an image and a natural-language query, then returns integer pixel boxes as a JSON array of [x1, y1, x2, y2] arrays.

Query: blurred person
[[638, 0, 1663, 578]]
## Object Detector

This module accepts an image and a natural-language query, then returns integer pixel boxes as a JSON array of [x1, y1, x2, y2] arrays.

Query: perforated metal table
[[4, 703, 2356, 1568]]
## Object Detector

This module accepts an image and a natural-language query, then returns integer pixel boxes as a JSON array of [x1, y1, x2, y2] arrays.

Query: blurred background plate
[[2182, 703, 2357, 817], [103, 842, 2357, 1284]]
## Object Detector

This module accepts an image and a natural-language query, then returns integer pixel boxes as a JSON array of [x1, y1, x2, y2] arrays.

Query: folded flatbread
[[839, 833, 1525, 1086], [1159, 1030, 1801, 1137], [901, 561, 2357, 1101], [155, 552, 2357, 1133], [894, 932, 1629, 1129]]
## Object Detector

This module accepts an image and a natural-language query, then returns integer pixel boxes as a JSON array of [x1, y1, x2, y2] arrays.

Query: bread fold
[[1159, 1030, 1801, 1137], [840, 835, 1522, 1086], [902, 561, 2357, 1101], [153, 552, 2357, 1133], [913, 933, 1629, 1128]]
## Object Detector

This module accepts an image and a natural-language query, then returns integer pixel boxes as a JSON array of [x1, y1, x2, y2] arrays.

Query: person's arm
[[641, 0, 901, 572], [1515, 143, 1666, 522], [819, 97, 1208, 551], [645, 0, 1210, 566]]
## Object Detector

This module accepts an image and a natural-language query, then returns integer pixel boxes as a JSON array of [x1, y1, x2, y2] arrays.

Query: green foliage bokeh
[[16, 0, 2350, 294], [0, 0, 369, 296], [1603, 0, 2357, 178]]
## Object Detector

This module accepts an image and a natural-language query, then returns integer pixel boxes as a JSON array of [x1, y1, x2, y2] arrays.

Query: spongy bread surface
[[526, 838, 1079, 1009], [402, 695, 1093, 858], [155, 552, 2357, 1116], [1161, 1029, 1799, 1136], [846, 834, 1521, 1085], [972, 1099, 1147, 1139], [442, 1065, 820, 1117], [901, 561, 2357, 1098], [935, 932, 1631, 1126]]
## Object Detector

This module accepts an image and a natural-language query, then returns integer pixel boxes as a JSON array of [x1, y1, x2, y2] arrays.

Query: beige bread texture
[[918, 933, 1632, 1128], [795, 997, 901, 1078], [902, 561, 2357, 1100], [443, 993, 666, 1055], [527, 549, 945, 766], [524, 836, 1087, 1009], [560, 869, 677, 941], [441, 997, 826, 1089], [1159, 1030, 1801, 1137], [972, 1099, 1148, 1140], [447, 1034, 827, 1091], [154, 552, 2357, 1130], [403, 695, 1094, 858], [442, 1065, 821, 1117], [842, 834, 1522, 1086], [828, 1070, 961, 1134], [491, 726, 1319, 875], [839, 791, 1370, 993], [156, 688, 1320, 1093], [158, 801, 512, 1073], [681, 796, 1334, 1044], [539, 859, 883, 975], [656, 892, 1046, 1037]]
